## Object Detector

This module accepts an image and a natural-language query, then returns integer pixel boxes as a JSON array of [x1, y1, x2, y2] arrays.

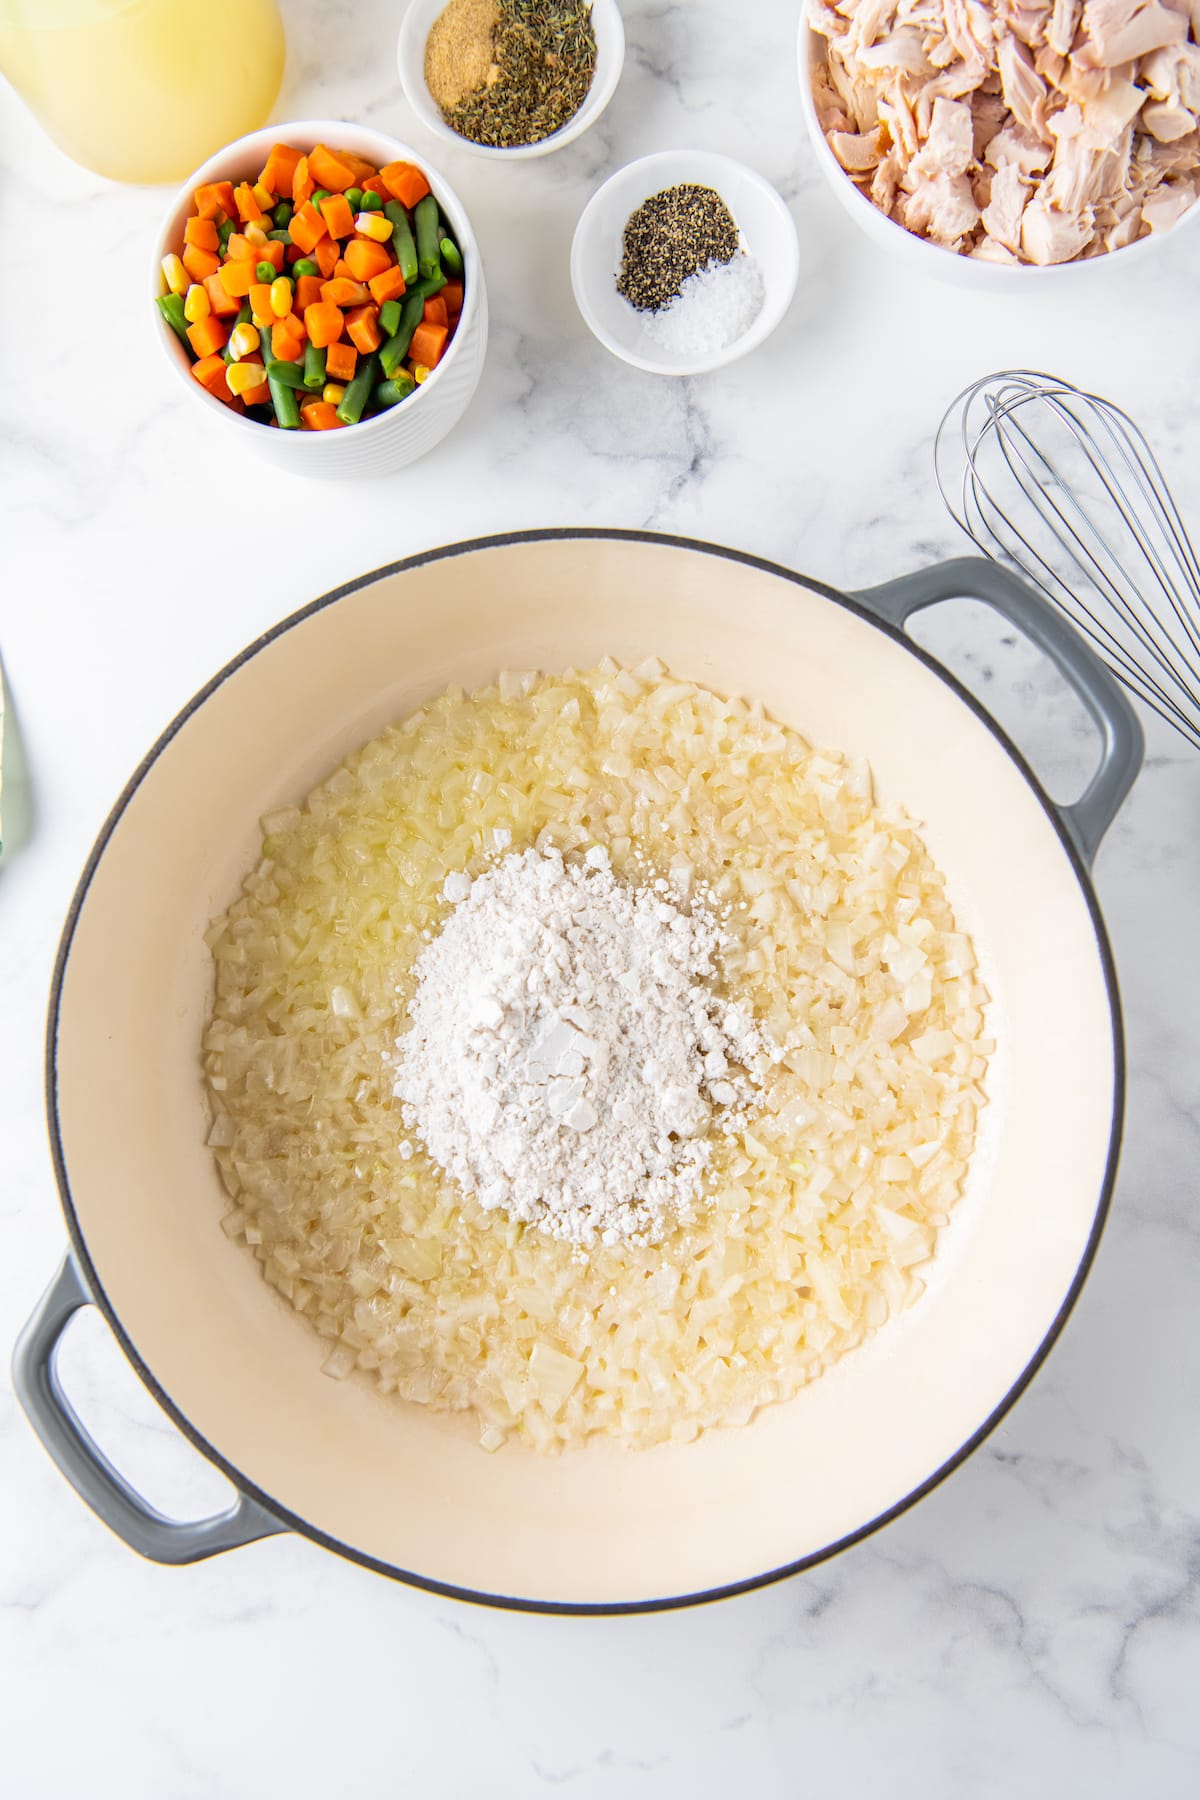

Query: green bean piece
[[379, 298, 403, 338], [439, 234, 464, 276], [406, 271, 447, 301], [303, 344, 327, 391], [255, 260, 277, 284], [311, 187, 331, 213], [379, 292, 425, 377], [217, 218, 236, 250], [345, 186, 364, 211], [267, 228, 292, 244], [414, 194, 441, 282], [360, 189, 383, 212], [156, 291, 190, 345], [293, 257, 320, 277], [373, 374, 415, 409], [336, 351, 379, 425], [383, 201, 419, 284], [268, 371, 302, 428], [264, 358, 309, 389], [272, 200, 293, 228]]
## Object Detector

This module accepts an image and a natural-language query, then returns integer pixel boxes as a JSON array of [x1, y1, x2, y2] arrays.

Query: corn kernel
[[355, 212, 394, 243], [161, 253, 189, 295], [226, 360, 267, 396], [321, 382, 347, 406], [245, 221, 269, 247], [183, 282, 211, 323], [252, 180, 274, 212], [270, 276, 293, 317], [229, 321, 261, 361], [413, 364, 431, 383]]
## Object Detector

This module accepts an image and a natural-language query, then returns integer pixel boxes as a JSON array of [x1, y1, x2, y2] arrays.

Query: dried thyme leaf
[[443, 0, 598, 149]]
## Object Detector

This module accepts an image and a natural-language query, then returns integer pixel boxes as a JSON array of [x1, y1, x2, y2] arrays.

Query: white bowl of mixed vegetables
[[152, 120, 487, 476]]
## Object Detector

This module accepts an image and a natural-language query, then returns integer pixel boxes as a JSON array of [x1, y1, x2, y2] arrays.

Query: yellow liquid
[[0, 0, 285, 184]]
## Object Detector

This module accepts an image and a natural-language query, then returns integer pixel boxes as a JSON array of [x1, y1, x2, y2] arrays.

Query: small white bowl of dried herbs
[[398, 0, 625, 160]]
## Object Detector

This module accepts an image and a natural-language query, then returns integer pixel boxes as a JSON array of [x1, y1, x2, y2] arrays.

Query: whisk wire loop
[[936, 370, 1200, 751]]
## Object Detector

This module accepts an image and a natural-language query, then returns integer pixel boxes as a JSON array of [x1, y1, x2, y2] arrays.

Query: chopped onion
[[204, 663, 989, 1452]]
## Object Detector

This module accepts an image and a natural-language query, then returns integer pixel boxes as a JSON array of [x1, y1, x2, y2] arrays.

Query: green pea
[[292, 258, 320, 277], [255, 260, 277, 284], [272, 200, 293, 228], [217, 219, 236, 249], [311, 187, 331, 212], [345, 186, 364, 211], [360, 189, 383, 212]]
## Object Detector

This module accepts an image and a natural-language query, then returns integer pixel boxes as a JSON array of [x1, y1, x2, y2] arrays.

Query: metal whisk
[[935, 369, 1200, 751]]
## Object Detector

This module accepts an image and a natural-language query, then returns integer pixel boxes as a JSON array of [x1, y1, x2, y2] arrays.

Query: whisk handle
[[854, 556, 1143, 866]]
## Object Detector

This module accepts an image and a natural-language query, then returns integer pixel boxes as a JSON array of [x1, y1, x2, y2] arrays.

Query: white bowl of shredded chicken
[[799, 0, 1200, 276]]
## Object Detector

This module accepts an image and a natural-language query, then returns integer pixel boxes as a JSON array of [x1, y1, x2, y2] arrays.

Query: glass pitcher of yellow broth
[[0, 0, 285, 184]]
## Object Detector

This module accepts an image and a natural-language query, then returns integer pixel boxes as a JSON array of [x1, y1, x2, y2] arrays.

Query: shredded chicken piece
[[809, 0, 1200, 260]]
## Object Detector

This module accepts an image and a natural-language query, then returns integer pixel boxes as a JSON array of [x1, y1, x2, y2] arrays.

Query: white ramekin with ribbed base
[[151, 119, 486, 477]]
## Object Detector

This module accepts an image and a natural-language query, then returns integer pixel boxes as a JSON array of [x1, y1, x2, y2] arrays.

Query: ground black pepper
[[616, 185, 740, 313], [440, 0, 597, 149]]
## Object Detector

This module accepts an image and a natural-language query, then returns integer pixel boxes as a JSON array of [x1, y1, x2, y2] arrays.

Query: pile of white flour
[[392, 845, 767, 1248]]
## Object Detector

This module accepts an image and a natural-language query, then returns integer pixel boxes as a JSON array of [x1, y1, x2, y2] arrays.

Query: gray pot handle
[[12, 1255, 287, 1564], [854, 556, 1143, 866]]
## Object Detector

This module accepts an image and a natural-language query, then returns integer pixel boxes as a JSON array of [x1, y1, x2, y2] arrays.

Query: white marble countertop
[[2, 1, 1198, 1793]]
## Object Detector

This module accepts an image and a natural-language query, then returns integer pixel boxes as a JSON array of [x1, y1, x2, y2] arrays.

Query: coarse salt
[[392, 845, 770, 1249], [644, 250, 765, 357]]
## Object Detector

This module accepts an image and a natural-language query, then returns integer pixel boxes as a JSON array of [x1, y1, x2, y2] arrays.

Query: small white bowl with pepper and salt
[[398, 0, 624, 160], [571, 150, 800, 377]]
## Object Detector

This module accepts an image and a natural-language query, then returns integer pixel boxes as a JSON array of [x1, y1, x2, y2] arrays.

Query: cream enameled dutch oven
[[14, 532, 1141, 1613]]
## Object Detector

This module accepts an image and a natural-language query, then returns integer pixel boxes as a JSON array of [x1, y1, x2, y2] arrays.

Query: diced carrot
[[345, 302, 381, 354], [319, 191, 354, 239], [338, 150, 378, 183], [294, 273, 322, 311], [300, 399, 344, 430], [315, 237, 340, 278], [303, 301, 345, 349], [255, 238, 285, 273], [194, 179, 236, 221], [261, 142, 302, 197], [191, 351, 232, 402], [186, 314, 228, 359], [380, 161, 430, 208], [289, 201, 327, 254], [332, 257, 353, 281], [320, 277, 370, 306], [343, 237, 391, 282], [441, 279, 463, 317], [204, 271, 241, 317], [423, 295, 449, 329], [182, 243, 221, 283], [325, 340, 357, 381], [248, 281, 276, 327], [361, 173, 391, 202], [286, 243, 304, 264], [217, 259, 258, 298], [184, 215, 219, 252], [308, 143, 356, 192], [292, 153, 314, 207], [409, 321, 448, 367], [227, 231, 262, 264], [271, 318, 306, 362], [233, 181, 262, 223], [367, 263, 406, 305]]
